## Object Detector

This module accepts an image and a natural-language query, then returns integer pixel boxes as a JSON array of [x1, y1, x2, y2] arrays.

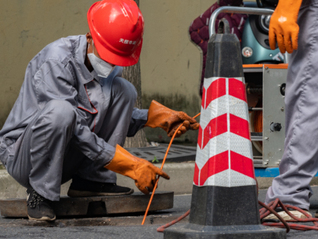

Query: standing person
[[264, 0, 318, 219], [0, 0, 199, 221]]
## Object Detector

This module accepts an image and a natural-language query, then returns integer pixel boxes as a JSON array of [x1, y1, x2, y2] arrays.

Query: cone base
[[164, 223, 286, 239], [190, 185, 260, 226]]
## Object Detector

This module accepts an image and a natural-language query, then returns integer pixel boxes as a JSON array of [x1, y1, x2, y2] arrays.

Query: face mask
[[87, 41, 115, 78]]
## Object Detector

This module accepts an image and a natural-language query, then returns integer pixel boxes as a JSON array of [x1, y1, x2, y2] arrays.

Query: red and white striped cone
[[164, 32, 285, 239], [194, 76, 255, 188]]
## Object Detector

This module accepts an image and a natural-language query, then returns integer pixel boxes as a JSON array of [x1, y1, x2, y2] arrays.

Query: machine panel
[[244, 64, 287, 168]]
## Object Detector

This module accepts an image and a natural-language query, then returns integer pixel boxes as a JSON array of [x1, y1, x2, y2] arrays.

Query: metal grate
[[125, 144, 197, 163]]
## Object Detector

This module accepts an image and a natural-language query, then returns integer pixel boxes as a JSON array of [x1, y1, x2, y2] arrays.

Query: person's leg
[[265, 3, 318, 211], [68, 77, 137, 195], [7, 100, 76, 201], [6, 100, 76, 220]]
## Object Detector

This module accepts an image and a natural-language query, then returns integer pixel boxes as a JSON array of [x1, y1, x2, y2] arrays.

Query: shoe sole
[[28, 215, 56, 221], [263, 210, 311, 221], [67, 188, 134, 197]]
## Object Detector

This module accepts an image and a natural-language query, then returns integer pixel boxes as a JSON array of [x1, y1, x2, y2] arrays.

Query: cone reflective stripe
[[164, 32, 285, 239], [194, 76, 255, 187]]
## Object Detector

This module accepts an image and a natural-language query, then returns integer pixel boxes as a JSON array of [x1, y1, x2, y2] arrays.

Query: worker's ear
[[86, 32, 93, 45], [86, 33, 94, 55]]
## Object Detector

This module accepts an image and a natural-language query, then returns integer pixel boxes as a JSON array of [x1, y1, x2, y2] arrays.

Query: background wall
[[0, 0, 216, 145], [140, 0, 214, 144], [0, 0, 94, 125]]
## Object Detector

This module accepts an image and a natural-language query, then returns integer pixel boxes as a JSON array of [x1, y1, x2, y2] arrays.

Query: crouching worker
[[0, 0, 199, 221]]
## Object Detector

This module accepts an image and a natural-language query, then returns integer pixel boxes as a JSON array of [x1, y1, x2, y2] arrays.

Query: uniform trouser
[[265, 0, 318, 210], [6, 77, 137, 201]]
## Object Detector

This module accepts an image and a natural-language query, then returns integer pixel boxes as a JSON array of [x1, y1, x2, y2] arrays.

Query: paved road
[[1, 188, 318, 238]]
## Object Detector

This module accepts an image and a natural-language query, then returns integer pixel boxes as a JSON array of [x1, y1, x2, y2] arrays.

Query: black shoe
[[67, 175, 134, 197], [27, 189, 56, 221]]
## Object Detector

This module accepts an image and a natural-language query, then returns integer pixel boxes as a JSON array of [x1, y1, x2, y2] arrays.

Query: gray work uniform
[[0, 35, 148, 201], [265, 0, 318, 210]]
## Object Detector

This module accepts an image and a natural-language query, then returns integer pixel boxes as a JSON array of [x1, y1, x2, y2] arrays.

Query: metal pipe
[[209, 6, 274, 37]]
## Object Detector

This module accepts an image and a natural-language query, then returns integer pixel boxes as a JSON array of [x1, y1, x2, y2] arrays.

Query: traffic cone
[[164, 31, 286, 238]]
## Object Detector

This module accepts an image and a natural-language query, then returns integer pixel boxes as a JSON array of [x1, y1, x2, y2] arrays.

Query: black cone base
[[164, 223, 286, 239], [190, 185, 260, 226], [163, 185, 286, 238]]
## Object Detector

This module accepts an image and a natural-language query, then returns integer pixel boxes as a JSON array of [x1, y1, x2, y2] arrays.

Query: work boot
[[67, 175, 134, 197], [27, 189, 56, 221], [263, 208, 311, 221]]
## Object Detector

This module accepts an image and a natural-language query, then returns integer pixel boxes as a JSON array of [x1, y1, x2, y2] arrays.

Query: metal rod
[[249, 107, 263, 111], [209, 6, 274, 37]]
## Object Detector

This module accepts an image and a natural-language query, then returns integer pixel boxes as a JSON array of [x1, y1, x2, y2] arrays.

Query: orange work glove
[[269, 0, 302, 53], [145, 100, 200, 137], [105, 145, 170, 194]]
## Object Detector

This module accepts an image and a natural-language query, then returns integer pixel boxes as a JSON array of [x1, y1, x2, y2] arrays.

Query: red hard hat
[[87, 0, 144, 66]]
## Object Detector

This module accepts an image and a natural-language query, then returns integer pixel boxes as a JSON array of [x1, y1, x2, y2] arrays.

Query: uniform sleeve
[[34, 59, 115, 165], [126, 108, 148, 137]]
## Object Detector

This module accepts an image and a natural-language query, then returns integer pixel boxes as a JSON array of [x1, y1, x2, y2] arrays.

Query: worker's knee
[[112, 77, 137, 105], [42, 100, 76, 129]]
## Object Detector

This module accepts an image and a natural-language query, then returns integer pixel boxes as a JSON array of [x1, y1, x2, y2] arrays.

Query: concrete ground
[[1, 187, 318, 238], [2, 145, 318, 238]]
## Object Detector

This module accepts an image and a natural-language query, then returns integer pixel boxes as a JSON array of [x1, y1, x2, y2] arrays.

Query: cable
[[259, 198, 318, 231], [156, 209, 190, 232], [141, 113, 201, 225], [156, 189, 318, 232]]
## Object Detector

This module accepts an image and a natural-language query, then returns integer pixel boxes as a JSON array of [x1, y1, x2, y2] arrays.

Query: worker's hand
[[269, 0, 302, 53], [104, 145, 170, 194], [145, 100, 200, 137]]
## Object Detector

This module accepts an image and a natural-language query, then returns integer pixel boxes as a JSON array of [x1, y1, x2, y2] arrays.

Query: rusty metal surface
[[0, 191, 174, 218]]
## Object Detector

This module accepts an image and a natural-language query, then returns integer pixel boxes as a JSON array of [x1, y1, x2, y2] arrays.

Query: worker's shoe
[[27, 189, 56, 221], [67, 175, 134, 197], [263, 208, 311, 221]]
